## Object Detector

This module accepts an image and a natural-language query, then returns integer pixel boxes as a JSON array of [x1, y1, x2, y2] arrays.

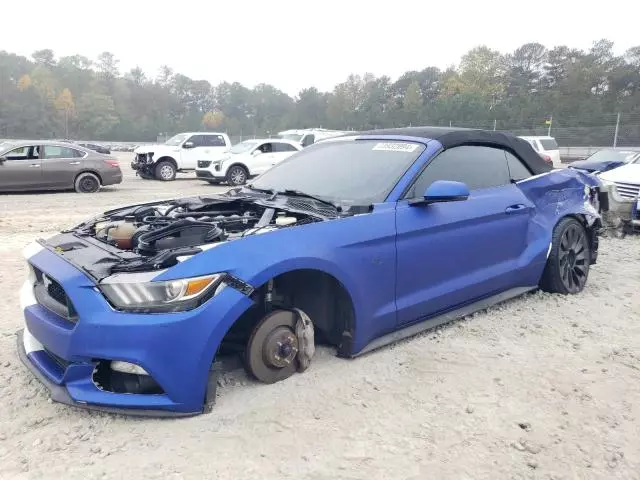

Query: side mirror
[[410, 180, 470, 206], [252, 149, 262, 156], [182, 141, 195, 149]]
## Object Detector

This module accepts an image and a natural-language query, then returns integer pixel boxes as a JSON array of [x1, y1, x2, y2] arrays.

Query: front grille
[[46, 277, 67, 305], [135, 153, 153, 164], [31, 266, 77, 322], [198, 160, 212, 168], [615, 182, 640, 199]]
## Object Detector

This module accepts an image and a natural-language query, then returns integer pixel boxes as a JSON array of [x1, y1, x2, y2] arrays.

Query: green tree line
[[1, 40, 640, 145]]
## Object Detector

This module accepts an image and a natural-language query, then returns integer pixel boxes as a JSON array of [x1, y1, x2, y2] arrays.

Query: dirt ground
[[0, 153, 639, 479]]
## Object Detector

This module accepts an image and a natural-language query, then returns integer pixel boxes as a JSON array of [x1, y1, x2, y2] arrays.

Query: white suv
[[195, 138, 302, 186], [277, 128, 351, 147], [598, 156, 640, 224], [132, 132, 231, 181], [519, 136, 560, 167]]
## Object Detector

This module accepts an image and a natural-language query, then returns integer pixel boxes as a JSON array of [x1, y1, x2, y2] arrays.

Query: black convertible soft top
[[356, 126, 552, 175]]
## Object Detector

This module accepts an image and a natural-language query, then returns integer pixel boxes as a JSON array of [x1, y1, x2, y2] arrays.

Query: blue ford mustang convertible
[[18, 127, 605, 416]]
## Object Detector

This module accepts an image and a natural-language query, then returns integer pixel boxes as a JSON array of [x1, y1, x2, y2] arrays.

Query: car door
[[41, 145, 86, 188], [270, 142, 300, 167], [0, 145, 42, 190], [250, 142, 278, 175], [179, 134, 207, 169], [394, 145, 535, 326], [202, 134, 229, 161]]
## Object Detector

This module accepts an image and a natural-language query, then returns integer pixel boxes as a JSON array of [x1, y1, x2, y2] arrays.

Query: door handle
[[69, 161, 80, 165], [505, 204, 527, 214], [29, 164, 40, 168]]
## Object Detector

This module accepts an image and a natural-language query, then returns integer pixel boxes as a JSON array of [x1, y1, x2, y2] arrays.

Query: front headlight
[[598, 178, 614, 190], [100, 271, 225, 313]]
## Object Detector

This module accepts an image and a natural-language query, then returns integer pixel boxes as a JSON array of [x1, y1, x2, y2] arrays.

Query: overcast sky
[[1, 0, 638, 96]]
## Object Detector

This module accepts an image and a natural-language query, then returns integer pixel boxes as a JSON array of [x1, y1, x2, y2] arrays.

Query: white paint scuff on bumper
[[20, 241, 45, 354]]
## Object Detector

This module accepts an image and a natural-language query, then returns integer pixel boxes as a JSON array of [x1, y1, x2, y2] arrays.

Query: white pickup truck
[[132, 132, 231, 181]]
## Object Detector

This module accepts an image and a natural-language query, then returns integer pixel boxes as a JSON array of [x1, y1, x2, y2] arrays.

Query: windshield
[[230, 141, 258, 154], [278, 134, 304, 142], [250, 140, 425, 205], [587, 149, 639, 163], [165, 134, 188, 146]]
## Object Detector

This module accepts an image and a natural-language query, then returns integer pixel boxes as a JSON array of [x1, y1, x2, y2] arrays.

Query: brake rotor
[[246, 310, 299, 384]]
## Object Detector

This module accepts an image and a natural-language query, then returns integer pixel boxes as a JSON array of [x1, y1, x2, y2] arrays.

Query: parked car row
[[130, 128, 348, 184]]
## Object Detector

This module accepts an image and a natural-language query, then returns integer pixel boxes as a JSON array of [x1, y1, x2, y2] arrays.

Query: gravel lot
[[0, 153, 639, 479]]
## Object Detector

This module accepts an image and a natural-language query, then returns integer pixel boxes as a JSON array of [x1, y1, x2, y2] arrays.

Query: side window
[[301, 134, 315, 147], [4, 146, 38, 160], [259, 143, 273, 153], [529, 140, 540, 152], [273, 142, 298, 153], [203, 135, 226, 147], [405, 145, 510, 198], [505, 151, 532, 182], [43, 146, 83, 159], [187, 135, 206, 147]]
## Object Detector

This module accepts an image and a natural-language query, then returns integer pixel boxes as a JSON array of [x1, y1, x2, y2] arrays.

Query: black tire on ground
[[226, 165, 248, 186], [154, 161, 176, 181], [206, 180, 220, 185], [74, 172, 100, 193], [246, 310, 299, 384], [540, 217, 590, 294]]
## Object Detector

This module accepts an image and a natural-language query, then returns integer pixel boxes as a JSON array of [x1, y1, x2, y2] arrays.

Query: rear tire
[[74, 172, 100, 193], [540, 217, 590, 294], [155, 161, 176, 181]]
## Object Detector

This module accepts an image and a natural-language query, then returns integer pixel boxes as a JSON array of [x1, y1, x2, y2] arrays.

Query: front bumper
[[17, 244, 254, 416], [195, 170, 226, 181], [131, 161, 155, 177], [601, 183, 639, 221], [16, 330, 196, 417]]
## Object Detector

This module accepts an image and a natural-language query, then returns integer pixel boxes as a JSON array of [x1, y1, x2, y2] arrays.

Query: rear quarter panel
[[516, 168, 601, 280]]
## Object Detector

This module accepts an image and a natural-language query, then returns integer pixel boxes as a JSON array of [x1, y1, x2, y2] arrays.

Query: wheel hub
[[559, 225, 588, 292], [263, 326, 298, 368], [160, 166, 173, 179], [231, 169, 245, 184]]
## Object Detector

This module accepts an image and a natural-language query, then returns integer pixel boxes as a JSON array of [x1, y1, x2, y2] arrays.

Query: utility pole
[[493, 119, 497, 131], [613, 112, 620, 148], [65, 108, 69, 139], [547, 115, 553, 136]]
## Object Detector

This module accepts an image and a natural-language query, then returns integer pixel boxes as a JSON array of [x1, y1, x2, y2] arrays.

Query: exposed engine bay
[[38, 191, 358, 281]]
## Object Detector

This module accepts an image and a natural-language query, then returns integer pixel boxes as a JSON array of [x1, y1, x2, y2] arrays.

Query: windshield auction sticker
[[372, 142, 419, 152]]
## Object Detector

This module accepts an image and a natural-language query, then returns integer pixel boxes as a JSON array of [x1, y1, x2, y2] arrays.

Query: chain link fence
[[440, 113, 640, 148]]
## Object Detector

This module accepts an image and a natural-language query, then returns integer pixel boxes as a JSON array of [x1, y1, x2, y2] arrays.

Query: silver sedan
[[0, 140, 122, 193]]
